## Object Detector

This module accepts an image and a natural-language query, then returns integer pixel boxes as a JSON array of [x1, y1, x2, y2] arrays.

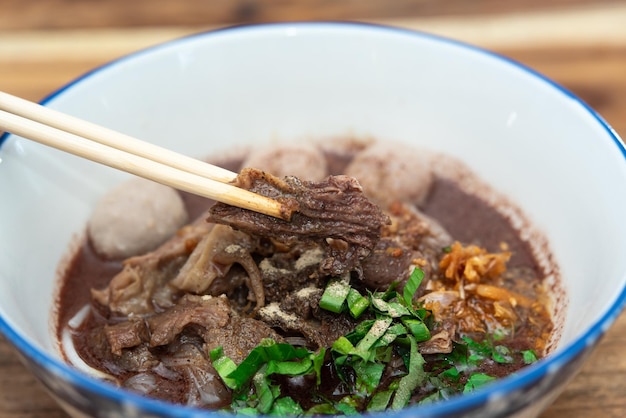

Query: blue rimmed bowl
[[1, 22, 626, 418]]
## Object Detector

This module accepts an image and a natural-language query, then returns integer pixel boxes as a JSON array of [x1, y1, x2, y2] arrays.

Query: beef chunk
[[360, 238, 420, 290], [91, 221, 213, 316], [103, 294, 230, 355], [147, 294, 230, 347], [208, 169, 390, 276]]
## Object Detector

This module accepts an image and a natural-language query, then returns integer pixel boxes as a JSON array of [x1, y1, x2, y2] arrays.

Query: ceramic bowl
[[1, 22, 626, 418]]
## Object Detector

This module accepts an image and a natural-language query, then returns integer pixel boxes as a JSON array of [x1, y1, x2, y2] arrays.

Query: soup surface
[[55, 139, 557, 414]]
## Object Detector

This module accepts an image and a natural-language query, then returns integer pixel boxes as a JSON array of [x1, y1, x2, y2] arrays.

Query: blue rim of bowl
[[1, 21, 626, 417]]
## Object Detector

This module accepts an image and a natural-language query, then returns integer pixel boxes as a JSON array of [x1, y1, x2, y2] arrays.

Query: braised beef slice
[[147, 295, 230, 347], [91, 221, 213, 316], [208, 169, 390, 276], [360, 238, 422, 291], [104, 294, 230, 355], [104, 318, 150, 356]]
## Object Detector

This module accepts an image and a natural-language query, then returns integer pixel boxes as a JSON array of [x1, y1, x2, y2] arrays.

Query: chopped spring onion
[[463, 373, 497, 393], [401, 318, 431, 342], [522, 349, 538, 364], [319, 274, 351, 313], [367, 389, 394, 412], [403, 267, 425, 308], [210, 338, 318, 391], [270, 396, 304, 415], [391, 335, 426, 410], [346, 288, 370, 318], [208, 265, 538, 414]]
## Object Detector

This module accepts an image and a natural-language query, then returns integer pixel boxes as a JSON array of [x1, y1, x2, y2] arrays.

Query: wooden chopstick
[[0, 91, 238, 184], [0, 91, 291, 221]]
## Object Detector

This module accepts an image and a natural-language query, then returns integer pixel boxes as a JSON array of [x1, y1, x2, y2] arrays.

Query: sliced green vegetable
[[264, 340, 309, 361], [492, 345, 513, 364], [266, 356, 313, 376], [353, 317, 393, 360], [270, 397, 304, 416], [403, 267, 425, 308], [345, 319, 376, 345], [391, 335, 426, 410], [401, 318, 431, 342], [332, 336, 356, 356], [376, 323, 407, 348], [463, 373, 497, 393], [439, 366, 461, 382], [209, 346, 238, 389], [311, 348, 326, 386], [209, 263, 540, 415], [226, 344, 270, 389], [304, 403, 338, 415], [371, 296, 412, 318], [253, 368, 276, 414], [346, 288, 369, 318], [522, 349, 538, 364], [319, 274, 351, 313], [367, 390, 394, 412], [334, 397, 360, 416], [354, 360, 386, 394]]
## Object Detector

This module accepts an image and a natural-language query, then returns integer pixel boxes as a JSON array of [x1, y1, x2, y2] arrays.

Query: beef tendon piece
[[208, 168, 390, 276]]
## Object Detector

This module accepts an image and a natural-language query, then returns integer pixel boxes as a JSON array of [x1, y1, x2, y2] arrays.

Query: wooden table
[[1, 1, 625, 417]]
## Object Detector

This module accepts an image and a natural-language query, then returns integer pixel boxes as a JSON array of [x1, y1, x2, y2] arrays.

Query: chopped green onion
[[376, 323, 407, 348], [418, 392, 442, 405], [335, 397, 360, 416], [305, 403, 338, 415], [332, 336, 356, 356], [226, 344, 270, 389], [439, 366, 461, 382], [210, 261, 539, 415], [367, 389, 394, 412], [346, 288, 369, 318], [522, 349, 538, 364], [345, 319, 376, 345], [391, 335, 426, 410], [401, 318, 431, 342], [209, 346, 238, 389], [253, 368, 276, 414], [492, 345, 513, 364], [319, 274, 351, 313], [264, 340, 309, 361], [354, 317, 393, 359], [463, 373, 497, 393], [270, 397, 304, 416], [403, 267, 425, 308], [371, 296, 412, 318], [354, 360, 386, 394], [266, 356, 313, 376]]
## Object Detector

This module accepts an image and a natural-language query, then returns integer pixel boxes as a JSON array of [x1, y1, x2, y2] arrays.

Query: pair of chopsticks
[[0, 91, 290, 220]]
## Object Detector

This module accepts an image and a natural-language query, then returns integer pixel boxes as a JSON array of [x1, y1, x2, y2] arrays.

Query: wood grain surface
[[1, 1, 626, 417]]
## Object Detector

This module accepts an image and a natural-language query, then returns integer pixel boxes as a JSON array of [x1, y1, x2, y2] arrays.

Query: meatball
[[345, 142, 433, 208], [242, 143, 328, 181], [88, 178, 188, 259]]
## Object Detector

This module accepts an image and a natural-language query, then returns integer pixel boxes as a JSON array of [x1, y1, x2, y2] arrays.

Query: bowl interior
[[1, 22, 626, 410]]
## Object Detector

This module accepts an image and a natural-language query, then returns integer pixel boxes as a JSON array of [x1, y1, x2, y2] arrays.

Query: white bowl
[[1, 22, 626, 418]]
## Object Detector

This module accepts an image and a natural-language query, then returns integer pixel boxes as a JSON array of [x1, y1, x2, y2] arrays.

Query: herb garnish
[[210, 267, 537, 415]]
